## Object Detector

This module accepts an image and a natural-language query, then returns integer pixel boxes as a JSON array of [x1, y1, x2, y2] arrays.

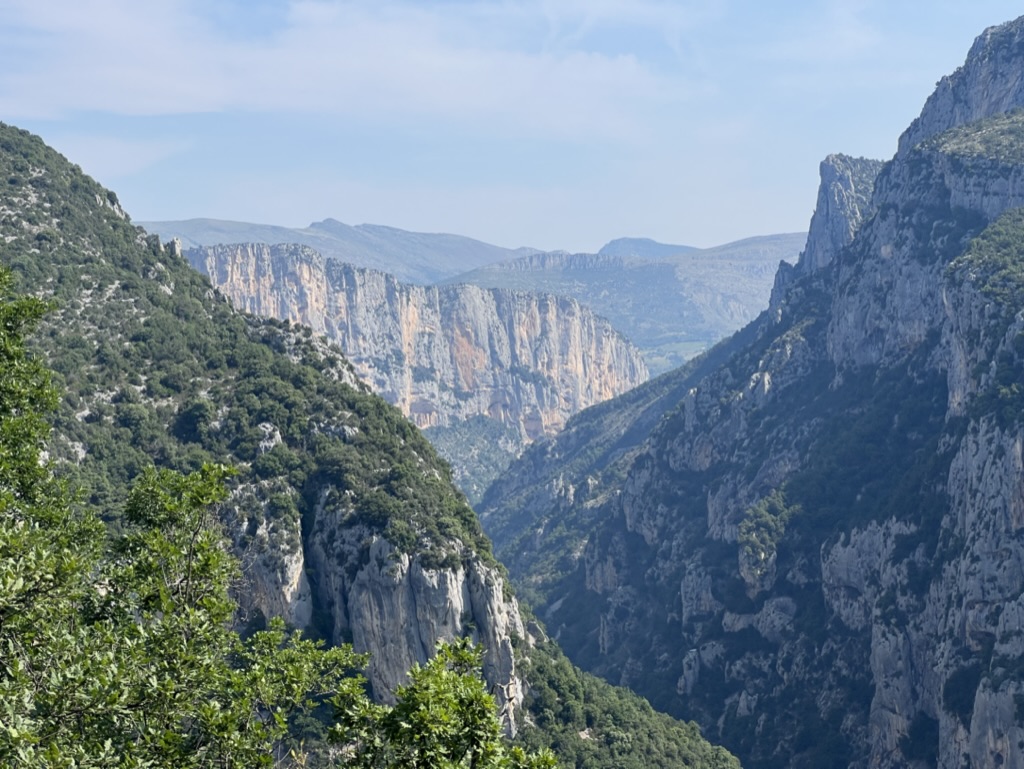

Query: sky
[[2, 1, 1023, 253]]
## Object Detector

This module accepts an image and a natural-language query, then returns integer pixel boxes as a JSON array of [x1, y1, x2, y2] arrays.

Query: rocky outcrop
[[229, 480, 314, 630], [828, 112, 1024, 370], [769, 154, 883, 316], [455, 234, 802, 377], [899, 19, 1024, 153], [305, 519, 527, 734], [800, 154, 885, 275], [188, 244, 647, 442], [482, 14, 1024, 769]]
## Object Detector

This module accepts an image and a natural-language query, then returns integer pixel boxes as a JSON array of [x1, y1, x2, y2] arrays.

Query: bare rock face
[[220, 469, 531, 734], [227, 480, 313, 630], [827, 131, 1024, 370], [305, 517, 527, 734], [769, 154, 883, 318], [483, 14, 1024, 769], [899, 18, 1024, 153], [189, 245, 647, 443], [799, 154, 885, 276]]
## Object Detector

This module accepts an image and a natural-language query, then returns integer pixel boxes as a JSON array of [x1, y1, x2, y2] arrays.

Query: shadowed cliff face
[[481, 15, 1024, 769]]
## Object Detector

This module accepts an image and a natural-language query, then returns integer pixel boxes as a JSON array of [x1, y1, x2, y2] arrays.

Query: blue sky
[[2, 1, 1022, 252]]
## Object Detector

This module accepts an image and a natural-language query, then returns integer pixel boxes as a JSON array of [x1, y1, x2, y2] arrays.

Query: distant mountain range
[[138, 217, 541, 285], [597, 236, 697, 259], [142, 218, 800, 375], [448, 234, 803, 374]]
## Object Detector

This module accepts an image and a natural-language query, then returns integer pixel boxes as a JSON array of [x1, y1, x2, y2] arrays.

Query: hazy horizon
[[3, 1, 1022, 252]]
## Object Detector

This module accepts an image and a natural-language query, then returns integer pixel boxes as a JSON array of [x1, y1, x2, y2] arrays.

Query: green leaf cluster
[[335, 638, 556, 769], [928, 108, 1024, 166], [737, 489, 797, 575], [0, 276, 550, 767], [949, 206, 1024, 316]]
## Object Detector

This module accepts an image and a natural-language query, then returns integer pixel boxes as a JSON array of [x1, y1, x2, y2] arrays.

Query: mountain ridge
[[480, 15, 1024, 769], [449, 233, 802, 374], [140, 216, 541, 285], [186, 241, 649, 500], [597, 236, 697, 259], [0, 121, 736, 768]]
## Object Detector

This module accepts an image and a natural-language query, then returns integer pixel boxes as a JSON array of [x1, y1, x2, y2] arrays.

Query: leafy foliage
[[950, 206, 1024, 316], [0, 279, 358, 766], [335, 638, 556, 769], [738, 489, 797, 576], [928, 108, 1024, 166]]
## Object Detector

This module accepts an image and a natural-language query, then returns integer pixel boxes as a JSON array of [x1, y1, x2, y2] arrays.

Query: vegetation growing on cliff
[[0, 123, 738, 768], [738, 490, 797, 576], [949, 206, 1024, 425], [0, 272, 556, 767], [0, 121, 495, 569], [0, 275, 348, 765], [928, 108, 1024, 166]]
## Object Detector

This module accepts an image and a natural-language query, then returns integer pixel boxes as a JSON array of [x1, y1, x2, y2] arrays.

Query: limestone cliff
[[799, 154, 884, 274], [482, 15, 1024, 769], [769, 154, 883, 316], [899, 19, 1024, 153], [0, 118, 741, 769], [305, 522, 526, 731], [188, 244, 647, 443], [451, 234, 801, 376]]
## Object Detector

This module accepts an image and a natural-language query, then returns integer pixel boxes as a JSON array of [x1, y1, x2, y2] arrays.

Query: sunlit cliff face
[[189, 242, 648, 440]]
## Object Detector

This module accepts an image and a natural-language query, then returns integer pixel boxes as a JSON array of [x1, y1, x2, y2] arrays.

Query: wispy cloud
[[0, 0, 705, 141], [44, 134, 192, 179], [5, 0, 1015, 250], [752, 0, 882, 65]]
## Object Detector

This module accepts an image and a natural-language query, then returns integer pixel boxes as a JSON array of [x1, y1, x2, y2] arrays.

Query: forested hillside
[[0, 122, 737, 768]]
